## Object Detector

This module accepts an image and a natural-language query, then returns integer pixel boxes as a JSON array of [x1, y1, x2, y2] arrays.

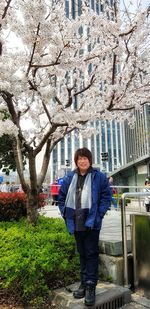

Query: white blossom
[[0, 0, 149, 148], [0, 119, 18, 137]]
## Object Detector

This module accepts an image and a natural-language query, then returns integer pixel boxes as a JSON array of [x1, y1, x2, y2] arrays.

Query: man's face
[[77, 156, 90, 174], [109, 177, 113, 184]]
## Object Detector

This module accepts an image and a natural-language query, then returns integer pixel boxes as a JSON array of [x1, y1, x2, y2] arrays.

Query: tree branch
[[1, 91, 19, 126], [31, 61, 60, 69], [33, 124, 58, 156], [30, 44, 70, 71], [1, 91, 33, 153], [64, 86, 74, 108], [12, 137, 28, 193], [26, 23, 41, 76], [74, 74, 95, 96], [110, 106, 135, 111], [119, 25, 137, 37], [2, 0, 12, 19], [41, 99, 52, 123], [37, 139, 51, 186]]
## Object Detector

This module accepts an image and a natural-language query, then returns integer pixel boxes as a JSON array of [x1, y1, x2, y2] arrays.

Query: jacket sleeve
[[98, 174, 112, 218], [58, 175, 70, 218]]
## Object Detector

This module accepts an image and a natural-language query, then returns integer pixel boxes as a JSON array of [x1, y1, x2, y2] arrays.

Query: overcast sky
[[120, 0, 149, 9]]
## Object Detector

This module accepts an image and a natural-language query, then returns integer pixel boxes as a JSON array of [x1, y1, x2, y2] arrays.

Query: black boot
[[84, 281, 96, 306], [73, 283, 86, 299]]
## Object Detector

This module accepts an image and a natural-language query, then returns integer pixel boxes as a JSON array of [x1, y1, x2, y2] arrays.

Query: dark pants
[[145, 203, 150, 212], [74, 230, 100, 286], [52, 195, 58, 205]]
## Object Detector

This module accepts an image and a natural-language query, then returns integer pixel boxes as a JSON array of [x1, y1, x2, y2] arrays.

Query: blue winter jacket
[[58, 168, 112, 234]]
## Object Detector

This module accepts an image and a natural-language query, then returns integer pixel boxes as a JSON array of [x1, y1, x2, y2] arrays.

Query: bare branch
[[74, 74, 96, 96], [119, 25, 137, 37], [33, 124, 60, 156], [2, 0, 12, 20], [64, 86, 74, 108], [1, 90, 33, 152], [28, 80, 37, 91], [0, 42, 2, 56], [41, 99, 52, 123], [110, 106, 135, 111], [31, 44, 70, 71], [12, 137, 29, 192], [26, 23, 41, 76], [1, 91, 19, 126], [55, 96, 63, 105], [37, 139, 52, 186]]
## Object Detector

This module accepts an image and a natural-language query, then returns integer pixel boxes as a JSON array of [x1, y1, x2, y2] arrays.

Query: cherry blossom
[[0, 0, 149, 223]]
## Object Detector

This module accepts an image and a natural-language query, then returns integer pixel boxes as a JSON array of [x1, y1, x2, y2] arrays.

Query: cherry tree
[[0, 0, 149, 223]]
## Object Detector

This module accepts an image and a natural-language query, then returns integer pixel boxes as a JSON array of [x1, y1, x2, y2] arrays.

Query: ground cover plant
[[0, 216, 80, 307]]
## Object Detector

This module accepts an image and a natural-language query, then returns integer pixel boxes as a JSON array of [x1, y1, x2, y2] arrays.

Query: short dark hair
[[74, 148, 92, 166], [145, 180, 150, 185]]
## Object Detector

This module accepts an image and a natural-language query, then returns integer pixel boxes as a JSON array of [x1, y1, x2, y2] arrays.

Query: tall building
[[49, 1, 150, 182], [124, 105, 150, 164], [49, 119, 125, 180], [49, 0, 123, 180]]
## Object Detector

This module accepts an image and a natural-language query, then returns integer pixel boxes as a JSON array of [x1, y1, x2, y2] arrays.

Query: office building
[[124, 105, 150, 163], [49, 1, 150, 182]]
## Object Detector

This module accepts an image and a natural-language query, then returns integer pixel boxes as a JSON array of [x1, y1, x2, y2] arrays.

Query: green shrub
[[0, 192, 47, 221], [0, 216, 80, 306]]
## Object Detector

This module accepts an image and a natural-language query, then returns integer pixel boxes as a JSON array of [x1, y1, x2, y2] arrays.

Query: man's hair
[[145, 180, 150, 185], [74, 148, 92, 166]]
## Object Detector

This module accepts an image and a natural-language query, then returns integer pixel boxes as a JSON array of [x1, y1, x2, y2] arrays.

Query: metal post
[[121, 191, 150, 288], [121, 193, 128, 287]]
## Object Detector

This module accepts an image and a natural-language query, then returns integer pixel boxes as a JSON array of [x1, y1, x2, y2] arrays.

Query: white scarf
[[65, 173, 92, 210]]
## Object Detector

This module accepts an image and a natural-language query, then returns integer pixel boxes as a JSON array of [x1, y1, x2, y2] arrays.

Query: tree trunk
[[13, 137, 51, 225], [26, 189, 39, 224], [26, 152, 39, 224]]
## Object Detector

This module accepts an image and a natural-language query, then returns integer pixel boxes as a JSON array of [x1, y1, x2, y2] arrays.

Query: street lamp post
[[130, 154, 138, 190], [65, 159, 70, 175]]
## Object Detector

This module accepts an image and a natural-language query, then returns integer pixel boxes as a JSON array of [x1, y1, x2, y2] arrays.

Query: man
[[144, 179, 150, 212], [0, 181, 10, 192], [58, 148, 111, 306], [50, 179, 59, 205], [108, 176, 118, 210]]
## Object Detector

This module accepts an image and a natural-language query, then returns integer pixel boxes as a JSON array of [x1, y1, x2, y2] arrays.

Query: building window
[[60, 139, 65, 165], [65, 0, 69, 18]]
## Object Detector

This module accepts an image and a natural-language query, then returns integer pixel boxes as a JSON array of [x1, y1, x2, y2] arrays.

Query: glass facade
[[49, 0, 122, 180], [48, 1, 149, 181], [50, 119, 125, 180], [124, 105, 150, 163]]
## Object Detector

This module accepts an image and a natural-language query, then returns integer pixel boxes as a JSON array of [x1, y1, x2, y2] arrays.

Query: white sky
[[120, 0, 150, 9]]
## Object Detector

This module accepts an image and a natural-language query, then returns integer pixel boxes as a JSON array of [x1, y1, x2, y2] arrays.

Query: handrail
[[121, 191, 150, 288], [113, 186, 148, 189]]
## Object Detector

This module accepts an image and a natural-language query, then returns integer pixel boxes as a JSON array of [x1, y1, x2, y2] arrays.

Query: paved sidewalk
[[39, 202, 147, 243]]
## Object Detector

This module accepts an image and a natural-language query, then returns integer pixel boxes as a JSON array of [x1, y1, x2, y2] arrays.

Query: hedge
[[0, 192, 47, 221], [0, 216, 80, 307]]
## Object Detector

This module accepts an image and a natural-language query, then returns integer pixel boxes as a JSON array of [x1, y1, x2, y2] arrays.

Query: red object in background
[[50, 182, 59, 196], [112, 187, 118, 195], [50, 181, 60, 205]]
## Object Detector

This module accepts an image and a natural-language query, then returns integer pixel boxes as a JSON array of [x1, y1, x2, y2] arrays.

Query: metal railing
[[111, 185, 148, 210], [120, 191, 150, 288]]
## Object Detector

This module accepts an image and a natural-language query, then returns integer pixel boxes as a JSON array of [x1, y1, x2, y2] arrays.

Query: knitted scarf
[[65, 172, 92, 212]]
